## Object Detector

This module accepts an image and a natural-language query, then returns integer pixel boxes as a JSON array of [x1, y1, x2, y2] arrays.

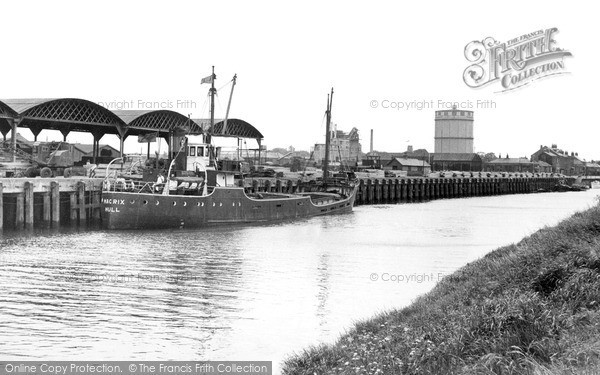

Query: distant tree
[[480, 152, 497, 164]]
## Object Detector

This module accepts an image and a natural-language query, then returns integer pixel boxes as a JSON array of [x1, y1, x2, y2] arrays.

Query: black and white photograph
[[1, 1, 599, 374]]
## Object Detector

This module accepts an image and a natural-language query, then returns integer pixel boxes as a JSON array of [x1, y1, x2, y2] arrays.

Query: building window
[[189, 146, 196, 156]]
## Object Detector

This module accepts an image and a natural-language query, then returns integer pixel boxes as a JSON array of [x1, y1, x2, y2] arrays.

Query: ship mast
[[222, 74, 237, 135], [206, 66, 217, 169], [323, 87, 334, 184], [210, 66, 216, 131]]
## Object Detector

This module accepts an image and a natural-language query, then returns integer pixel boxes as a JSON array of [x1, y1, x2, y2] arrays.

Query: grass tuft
[[283, 203, 600, 375]]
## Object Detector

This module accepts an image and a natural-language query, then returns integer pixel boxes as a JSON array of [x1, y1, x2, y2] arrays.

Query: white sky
[[2, 1, 597, 159]]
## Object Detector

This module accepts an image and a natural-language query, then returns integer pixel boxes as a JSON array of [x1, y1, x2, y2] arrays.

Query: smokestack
[[370, 129, 373, 153]]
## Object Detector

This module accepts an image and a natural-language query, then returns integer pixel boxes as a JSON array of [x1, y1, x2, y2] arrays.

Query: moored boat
[[101, 71, 357, 229]]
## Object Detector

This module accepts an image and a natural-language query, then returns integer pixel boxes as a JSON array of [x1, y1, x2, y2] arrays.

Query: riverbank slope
[[283, 201, 600, 374]]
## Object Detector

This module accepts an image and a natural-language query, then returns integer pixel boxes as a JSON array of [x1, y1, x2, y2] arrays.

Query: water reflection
[[0, 190, 599, 372]]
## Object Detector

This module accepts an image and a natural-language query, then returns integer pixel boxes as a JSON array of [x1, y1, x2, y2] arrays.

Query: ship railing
[[102, 178, 206, 196], [102, 178, 157, 193]]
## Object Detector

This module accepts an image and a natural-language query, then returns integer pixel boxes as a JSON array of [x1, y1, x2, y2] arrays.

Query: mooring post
[[69, 192, 78, 224], [429, 179, 435, 199], [367, 179, 373, 203], [16, 193, 24, 228], [389, 179, 396, 202], [0, 183, 3, 230], [51, 181, 60, 224], [93, 191, 101, 220], [382, 179, 388, 202], [406, 179, 413, 201], [24, 181, 34, 226], [43, 191, 51, 223], [78, 182, 86, 222]]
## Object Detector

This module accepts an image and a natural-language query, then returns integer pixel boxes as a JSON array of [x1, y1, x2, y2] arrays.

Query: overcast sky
[[2, 1, 597, 159]]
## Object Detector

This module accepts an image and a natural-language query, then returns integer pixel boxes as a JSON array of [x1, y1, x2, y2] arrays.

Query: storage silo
[[434, 106, 474, 154]]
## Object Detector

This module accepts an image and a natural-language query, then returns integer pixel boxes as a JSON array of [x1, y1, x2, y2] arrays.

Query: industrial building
[[363, 146, 430, 169], [485, 157, 536, 173], [383, 157, 431, 176], [432, 153, 483, 172], [313, 126, 361, 164]]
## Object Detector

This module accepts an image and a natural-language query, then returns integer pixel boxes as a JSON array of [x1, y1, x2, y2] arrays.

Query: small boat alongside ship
[[101, 70, 357, 229]]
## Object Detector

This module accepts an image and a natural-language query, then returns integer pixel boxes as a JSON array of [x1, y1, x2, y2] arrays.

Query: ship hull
[[101, 186, 357, 230]]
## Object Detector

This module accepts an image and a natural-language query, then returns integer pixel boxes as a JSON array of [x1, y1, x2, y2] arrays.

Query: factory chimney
[[370, 129, 373, 153]]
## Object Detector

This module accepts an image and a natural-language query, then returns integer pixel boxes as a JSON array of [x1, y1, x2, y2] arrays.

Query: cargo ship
[[101, 70, 357, 229]]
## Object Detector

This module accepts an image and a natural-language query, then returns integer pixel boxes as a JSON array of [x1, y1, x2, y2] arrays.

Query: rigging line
[[216, 79, 232, 93], [199, 92, 209, 123]]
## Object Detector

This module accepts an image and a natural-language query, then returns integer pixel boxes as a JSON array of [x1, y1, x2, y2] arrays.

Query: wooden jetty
[[0, 178, 103, 230], [243, 176, 562, 205], [0, 176, 563, 230]]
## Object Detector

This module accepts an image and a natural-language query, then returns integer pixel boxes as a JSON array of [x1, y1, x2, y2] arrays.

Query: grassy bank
[[283, 201, 600, 375]]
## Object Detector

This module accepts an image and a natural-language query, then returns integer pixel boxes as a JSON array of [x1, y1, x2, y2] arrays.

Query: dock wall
[[245, 177, 561, 206], [0, 178, 103, 230], [0, 176, 561, 230]]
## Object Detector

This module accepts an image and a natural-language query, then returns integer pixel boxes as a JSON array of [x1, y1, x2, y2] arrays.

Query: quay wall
[[0, 176, 561, 230], [0, 178, 103, 230]]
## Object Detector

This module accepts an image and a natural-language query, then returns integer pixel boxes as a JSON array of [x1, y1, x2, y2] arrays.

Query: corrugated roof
[[388, 157, 430, 167]]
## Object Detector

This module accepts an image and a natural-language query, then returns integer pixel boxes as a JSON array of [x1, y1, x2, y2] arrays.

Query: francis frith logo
[[463, 27, 572, 92]]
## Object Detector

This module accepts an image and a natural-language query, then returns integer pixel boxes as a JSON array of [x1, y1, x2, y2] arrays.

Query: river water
[[1, 190, 599, 371]]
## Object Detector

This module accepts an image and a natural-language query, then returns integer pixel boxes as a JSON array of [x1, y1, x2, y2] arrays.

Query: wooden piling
[[69, 192, 77, 223], [382, 179, 389, 202], [374, 179, 381, 202], [92, 191, 101, 220], [16, 193, 24, 228], [51, 181, 60, 224], [78, 182, 86, 222], [359, 179, 366, 204], [43, 192, 51, 223], [389, 179, 396, 202], [429, 179, 434, 200], [24, 181, 34, 226], [0, 183, 3, 230]]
